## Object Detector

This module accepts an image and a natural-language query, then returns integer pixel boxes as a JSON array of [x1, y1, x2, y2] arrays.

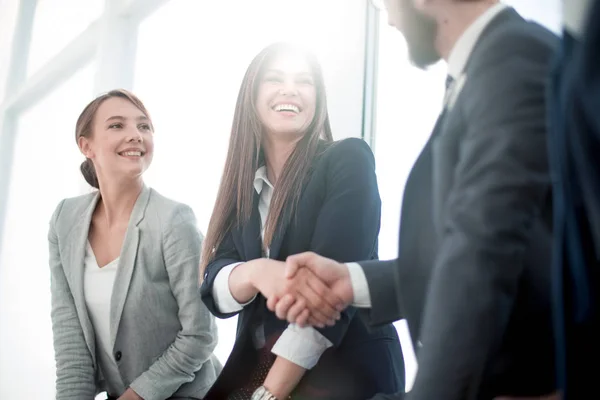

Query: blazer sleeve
[[49, 200, 97, 400], [308, 138, 382, 346], [199, 228, 247, 319], [129, 205, 218, 400], [357, 259, 402, 326], [407, 33, 555, 400]]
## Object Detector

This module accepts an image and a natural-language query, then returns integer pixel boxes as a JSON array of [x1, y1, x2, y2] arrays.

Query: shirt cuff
[[563, 0, 592, 37], [212, 262, 256, 313], [347, 262, 372, 308], [271, 324, 333, 369]]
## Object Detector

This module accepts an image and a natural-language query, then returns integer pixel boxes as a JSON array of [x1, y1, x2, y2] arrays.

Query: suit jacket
[[49, 185, 221, 400], [548, 1, 600, 398], [200, 138, 405, 400], [359, 9, 558, 399]]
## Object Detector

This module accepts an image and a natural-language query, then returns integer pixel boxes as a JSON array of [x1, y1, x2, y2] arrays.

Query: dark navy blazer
[[547, 1, 600, 398], [200, 138, 405, 399]]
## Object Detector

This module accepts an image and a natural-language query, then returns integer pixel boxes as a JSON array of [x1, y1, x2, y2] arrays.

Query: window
[[27, 0, 103, 76], [0, 0, 21, 100], [0, 65, 93, 398]]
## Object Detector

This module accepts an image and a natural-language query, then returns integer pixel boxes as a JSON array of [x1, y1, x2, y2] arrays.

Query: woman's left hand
[[118, 388, 144, 400]]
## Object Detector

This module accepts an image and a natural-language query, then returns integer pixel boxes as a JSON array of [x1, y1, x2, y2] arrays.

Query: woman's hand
[[249, 259, 287, 299], [254, 258, 343, 327], [118, 388, 143, 400]]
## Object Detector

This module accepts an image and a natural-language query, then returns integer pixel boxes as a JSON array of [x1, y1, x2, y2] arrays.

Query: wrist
[[341, 264, 354, 302], [248, 258, 271, 288], [252, 385, 285, 400]]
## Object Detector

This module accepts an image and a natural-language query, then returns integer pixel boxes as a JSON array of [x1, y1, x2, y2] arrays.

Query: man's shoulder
[[471, 15, 559, 71]]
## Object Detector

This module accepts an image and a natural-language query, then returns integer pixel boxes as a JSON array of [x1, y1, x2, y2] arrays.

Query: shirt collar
[[253, 166, 274, 195], [447, 2, 508, 80]]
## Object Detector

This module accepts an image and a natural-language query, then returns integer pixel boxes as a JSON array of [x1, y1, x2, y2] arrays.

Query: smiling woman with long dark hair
[[200, 43, 405, 400]]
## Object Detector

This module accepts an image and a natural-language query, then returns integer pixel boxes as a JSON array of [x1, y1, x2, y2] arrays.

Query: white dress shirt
[[563, 0, 593, 37], [83, 241, 124, 389], [348, 2, 509, 309], [212, 166, 333, 370]]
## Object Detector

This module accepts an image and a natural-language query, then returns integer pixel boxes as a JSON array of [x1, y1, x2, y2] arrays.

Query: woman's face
[[79, 97, 154, 183], [256, 51, 317, 140]]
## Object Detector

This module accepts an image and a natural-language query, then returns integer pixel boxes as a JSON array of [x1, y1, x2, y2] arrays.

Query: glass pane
[[27, 0, 104, 76], [0, 0, 20, 100], [0, 64, 93, 398], [134, 0, 369, 366], [373, 11, 447, 392]]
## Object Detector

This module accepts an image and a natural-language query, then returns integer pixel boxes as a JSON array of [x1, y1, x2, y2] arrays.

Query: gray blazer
[[49, 185, 221, 400], [360, 8, 558, 400]]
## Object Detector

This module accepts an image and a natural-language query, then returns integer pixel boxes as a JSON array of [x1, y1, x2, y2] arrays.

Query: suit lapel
[[109, 185, 151, 348], [64, 192, 101, 365]]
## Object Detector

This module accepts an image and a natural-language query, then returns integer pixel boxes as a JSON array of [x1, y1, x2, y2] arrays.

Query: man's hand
[[250, 258, 341, 327], [266, 252, 354, 327], [118, 388, 143, 400]]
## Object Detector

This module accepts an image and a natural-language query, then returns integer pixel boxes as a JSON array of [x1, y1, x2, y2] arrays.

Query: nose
[[127, 128, 143, 143], [278, 79, 298, 96]]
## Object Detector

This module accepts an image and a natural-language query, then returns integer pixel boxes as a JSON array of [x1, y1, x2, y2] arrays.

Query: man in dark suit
[[266, 1, 559, 399], [548, 0, 600, 398]]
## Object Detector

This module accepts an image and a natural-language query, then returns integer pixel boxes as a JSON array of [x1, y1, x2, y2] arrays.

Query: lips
[[118, 149, 145, 157], [272, 103, 301, 113]]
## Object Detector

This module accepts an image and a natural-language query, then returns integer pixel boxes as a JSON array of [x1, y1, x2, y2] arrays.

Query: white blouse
[[83, 241, 124, 390]]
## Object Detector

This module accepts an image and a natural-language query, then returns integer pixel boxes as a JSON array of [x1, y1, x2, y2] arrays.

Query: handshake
[[261, 252, 355, 328]]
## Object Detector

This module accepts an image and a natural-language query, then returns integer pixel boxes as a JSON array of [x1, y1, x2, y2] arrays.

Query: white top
[[563, 0, 593, 37], [447, 2, 507, 80], [212, 166, 333, 370], [83, 241, 124, 388]]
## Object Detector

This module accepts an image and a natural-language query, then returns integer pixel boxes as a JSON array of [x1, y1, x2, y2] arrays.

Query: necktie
[[445, 74, 454, 91], [443, 74, 455, 107]]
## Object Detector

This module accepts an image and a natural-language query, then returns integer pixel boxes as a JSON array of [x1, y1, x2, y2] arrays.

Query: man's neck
[[435, 0, 499, 61]]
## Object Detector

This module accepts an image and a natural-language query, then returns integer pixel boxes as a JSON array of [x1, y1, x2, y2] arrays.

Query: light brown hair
[[75, 89, 153, 188], [200, 43, 333, 275]]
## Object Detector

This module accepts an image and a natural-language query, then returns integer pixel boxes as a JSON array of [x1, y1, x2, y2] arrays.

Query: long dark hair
[[200, 43, 333, 275]]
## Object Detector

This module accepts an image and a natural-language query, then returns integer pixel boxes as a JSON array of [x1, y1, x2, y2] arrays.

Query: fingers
[[287, 269, 339, 325], [266, 294, 279, 312], [300, 276, 340, 324], [284, 252, 316, 278], [304, 270, 345, 315], [295, 309, 310, 328], [283, 296, 311, 326], [274, 294, 296, 320]]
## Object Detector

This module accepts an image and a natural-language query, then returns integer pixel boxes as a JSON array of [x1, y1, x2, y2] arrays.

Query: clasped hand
[[257, 252, 353, 328]]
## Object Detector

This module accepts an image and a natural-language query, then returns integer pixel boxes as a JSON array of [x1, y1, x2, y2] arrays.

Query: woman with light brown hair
[[49, 89, 220, 400], [200, 43, 405, 400]]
